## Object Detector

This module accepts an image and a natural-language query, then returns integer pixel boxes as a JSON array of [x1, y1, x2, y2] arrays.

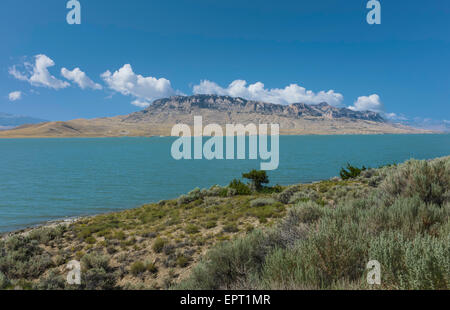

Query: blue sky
[[0, 0, 449, 124]]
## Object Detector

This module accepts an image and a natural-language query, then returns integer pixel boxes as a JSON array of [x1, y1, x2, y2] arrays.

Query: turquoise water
[[0, 134, 449, 233]]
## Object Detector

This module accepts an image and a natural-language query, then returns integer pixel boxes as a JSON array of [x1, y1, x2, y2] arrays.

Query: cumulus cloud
[[131, 100, 151, 108], [101, 64, 177, 106], [193, 80, 344, 106], [9, 55, 69, 89], [61, 67, 102, 90], [348, 94, 384, 113], [8, 91, 22, 101]]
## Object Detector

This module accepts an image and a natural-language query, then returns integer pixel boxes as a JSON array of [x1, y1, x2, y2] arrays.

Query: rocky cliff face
[[124, 95, 385, 123]]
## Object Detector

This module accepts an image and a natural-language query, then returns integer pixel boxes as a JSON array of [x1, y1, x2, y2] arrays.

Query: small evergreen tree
[[340, 164, 367, 180], [242, 170, 269, 191]]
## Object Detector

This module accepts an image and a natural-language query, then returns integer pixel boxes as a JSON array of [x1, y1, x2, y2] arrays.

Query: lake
[[0, 134, 449, 233]]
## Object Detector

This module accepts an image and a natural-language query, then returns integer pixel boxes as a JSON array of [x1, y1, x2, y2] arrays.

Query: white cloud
[[8, 91, 22, 101], [131, 100, 151, 108], [9, 55, 69, 89], [348, 94, 383, 112], [9, 66, 29, 81], [384, 112, 408, 121], [101, 64, 177, 106], [384, 112, 398, 120], [192, 80, 344, 106], [61, 67, 102, 90]]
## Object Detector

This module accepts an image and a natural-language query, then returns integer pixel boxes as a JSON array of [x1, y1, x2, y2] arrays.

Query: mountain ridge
[[0, 95, 433, 137], [125, 95, 385, 122]]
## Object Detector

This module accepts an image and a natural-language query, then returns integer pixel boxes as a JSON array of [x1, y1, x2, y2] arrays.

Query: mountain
[[0, 113, 47, 130], [125, 95, 385, 122], [0, 95, 432, 137]]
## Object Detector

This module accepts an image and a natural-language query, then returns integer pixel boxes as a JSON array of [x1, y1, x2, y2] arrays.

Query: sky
[[0, 0, 449, 125]]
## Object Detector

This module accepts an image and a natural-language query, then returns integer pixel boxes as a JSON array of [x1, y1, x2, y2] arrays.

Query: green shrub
[[28, 254, 54, 278], [368, 232, 449, 289], [288, 201, 324, 224], [80, 253, 116, 290], [81, 253, 110, 271], [176, 229, 278, 289], [82, 268, 117, 290], [10, 279, 33, 290], [28, 226, 65, 245], [204, 221, 217, 229], [266, 184, 284, 194], [204, 185, 228, 197], [176, 255, 190, 268], [146, 262, 158, 274], [229, 179, 252, 195], [152, 238, 166, 253], [112, 231, 126, 240], [364, 196, 449, 238], [286, 218, 369, 288], [222, 223, 239, 233], [185, 224, 200, 234], [248, 203, 286, 223], [53, 255, 66, 266], [0, 271, 9, 289], [178, 188, 205, 205], [177, 195, 192, 206], [258, 247, 311, 289], [288, 188, 319, 204], [380, 157, 450, 206], [85, 236, 97, 244], [250, 198, 278, 207], [277, 186, 300, 204], [0, 236, 53, 279], [130, 261, 146, 276], [188, 188, 203, 200], [34, 270, 66, 290]]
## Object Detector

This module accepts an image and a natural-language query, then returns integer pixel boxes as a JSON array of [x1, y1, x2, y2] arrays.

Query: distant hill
[[0, 113, 47, 130], [0, 95, 432, 137]]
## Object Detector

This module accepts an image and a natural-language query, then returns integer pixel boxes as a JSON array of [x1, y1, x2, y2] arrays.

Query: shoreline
[[0, 132, 443, 139], [0, 217, 85, 240], [1, 149, 449, 237], [0, 177, 326, 238]]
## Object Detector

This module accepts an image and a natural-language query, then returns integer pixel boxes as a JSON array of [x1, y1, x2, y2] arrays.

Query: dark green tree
[[242, 170, 269, 191], [340, 164, 367, 180]]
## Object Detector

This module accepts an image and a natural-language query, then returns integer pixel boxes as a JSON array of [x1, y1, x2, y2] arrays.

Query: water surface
[[0, 134, 449, 232]]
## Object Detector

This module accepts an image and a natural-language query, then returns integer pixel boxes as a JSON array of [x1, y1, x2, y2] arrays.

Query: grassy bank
[[0, 156, 448, 290]]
